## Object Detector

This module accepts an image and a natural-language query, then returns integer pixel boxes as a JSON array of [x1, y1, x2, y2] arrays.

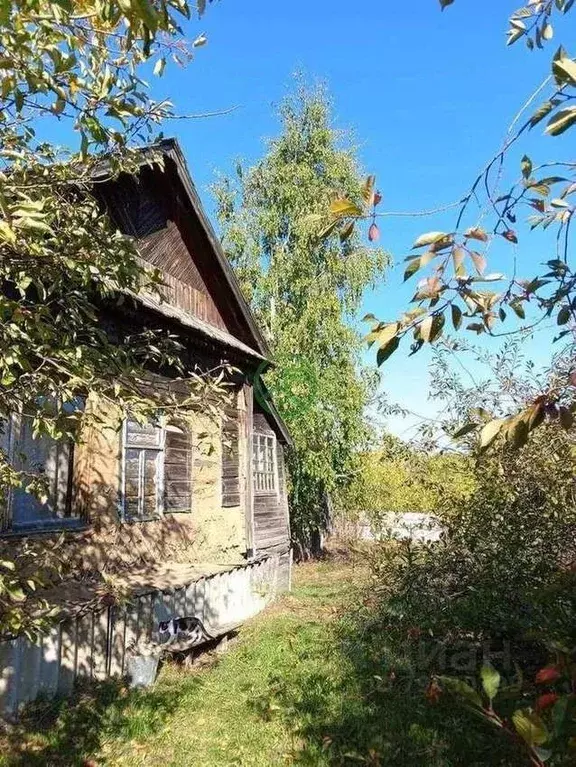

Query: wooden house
[[0, 139, 292, 716]]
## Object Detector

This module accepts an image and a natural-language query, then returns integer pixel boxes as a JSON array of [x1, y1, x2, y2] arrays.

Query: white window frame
[[252, 432, 278, 495], [120, 418, 192, 522]]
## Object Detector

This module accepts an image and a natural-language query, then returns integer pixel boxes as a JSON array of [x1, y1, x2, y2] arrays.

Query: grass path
[[1, 557, 368, 767], [0, 553, 531, 766]]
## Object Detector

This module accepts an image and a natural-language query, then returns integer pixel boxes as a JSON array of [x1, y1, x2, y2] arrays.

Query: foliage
[[322, 0, 576, 448], [336, 433, 476, 522], [439, 655, 576, 767], [0, 0, 220, 636], [214, 83, 389, 555], [361, 340, 576, 765]]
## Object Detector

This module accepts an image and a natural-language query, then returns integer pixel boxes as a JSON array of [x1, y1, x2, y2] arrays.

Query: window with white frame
[[1, 413, 78, 533], [252, 432, 277, 494], [121, 418, 192, 520]]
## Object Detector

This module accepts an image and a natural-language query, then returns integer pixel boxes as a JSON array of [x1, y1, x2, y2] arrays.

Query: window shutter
[[164, 424, 192, 513], [222, 411, 240, 507]]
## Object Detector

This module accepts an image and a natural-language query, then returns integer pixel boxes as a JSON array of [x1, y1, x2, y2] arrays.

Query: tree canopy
[[214, 84, 388, 555]]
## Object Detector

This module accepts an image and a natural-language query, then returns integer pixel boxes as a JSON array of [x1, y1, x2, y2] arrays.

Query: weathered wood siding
[[0, 556, 280, 718], [252, 411, 291, 591]]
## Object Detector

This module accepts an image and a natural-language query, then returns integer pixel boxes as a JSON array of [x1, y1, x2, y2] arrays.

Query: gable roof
[[140, 138, 271, 360]]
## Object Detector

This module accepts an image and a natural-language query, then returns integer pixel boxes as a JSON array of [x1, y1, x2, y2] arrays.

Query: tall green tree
[[214, 84, 388, 556]]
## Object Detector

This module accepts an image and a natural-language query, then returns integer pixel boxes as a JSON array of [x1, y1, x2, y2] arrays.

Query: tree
[[214, 83, 388, 557], [337, 433, 476, 527], [323, 0, 576, 450], [0, 0, 220, 637]]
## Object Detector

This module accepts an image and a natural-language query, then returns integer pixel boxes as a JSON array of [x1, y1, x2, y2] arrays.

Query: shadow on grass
[[254, 603, 534, 766], [0, 673, 190, 766]]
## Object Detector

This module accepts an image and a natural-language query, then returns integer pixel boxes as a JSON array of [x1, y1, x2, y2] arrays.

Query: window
[[2, 414, 79, 533], [121, 418, 192, 520], [252, 433, 276, 494]]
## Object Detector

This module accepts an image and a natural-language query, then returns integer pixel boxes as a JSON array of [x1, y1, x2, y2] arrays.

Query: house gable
[[98, 140, 270, 358]]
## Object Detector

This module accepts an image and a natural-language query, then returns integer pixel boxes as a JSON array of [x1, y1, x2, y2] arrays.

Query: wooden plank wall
[[252, 414, 291, 571], [0, 556, 280, 719]]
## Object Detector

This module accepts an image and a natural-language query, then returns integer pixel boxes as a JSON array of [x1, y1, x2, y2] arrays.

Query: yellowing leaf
[[329, 198, 362, 217], [470, 251, 487, 275], [376, 336, 400, 365], [512, 709, 549, 747], [0, 220, 15, 243], [361, 175, 376, 205], [480, 418, 505, 449], [546, 107, 576, 136], [452, 247, 466, 276], [553, 56, 576, 85], [480, 663, 501, 702], [465, 226, 488, 242], [412, 231, 448, 249]]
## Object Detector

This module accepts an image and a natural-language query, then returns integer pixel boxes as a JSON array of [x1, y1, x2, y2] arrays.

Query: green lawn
[[0, 553, 530, 766]]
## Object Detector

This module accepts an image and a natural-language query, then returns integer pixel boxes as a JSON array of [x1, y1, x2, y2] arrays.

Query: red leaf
[[425, 678, 442, 704], [373, 191, 382, 207], [368, 223, 380, 242], [536, 692, 559, 711], [502, 230, 518, 244], [535, 666, 561, 684]]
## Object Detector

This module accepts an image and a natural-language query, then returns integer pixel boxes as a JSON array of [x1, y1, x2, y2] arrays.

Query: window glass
[[252, 433, 276, 493]]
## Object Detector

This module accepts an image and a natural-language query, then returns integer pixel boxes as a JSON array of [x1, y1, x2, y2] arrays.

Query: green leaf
[[557, 306, 571, 325], [403, 257, 421, 282], [451, 304, 462, 330], [480, 663, 501, 702], [521, 155, 533, 179], [0, 0, 9, 24], [0, 221, 16, 243], [546, 107, 576, 136], [512, 709, 549, 747], [452, 422, 478, 439], [529, 100, 557, 129], [510, 300, 526, 320], [440, 0, 455, 8], [317, 219, 340, 240], [412, 231, 448, 249], [437, 676, 482, 708]]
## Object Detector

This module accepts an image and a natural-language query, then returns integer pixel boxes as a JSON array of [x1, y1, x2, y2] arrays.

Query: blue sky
[[148, 0, 568, 438]]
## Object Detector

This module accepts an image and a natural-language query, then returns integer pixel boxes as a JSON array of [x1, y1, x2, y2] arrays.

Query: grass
[[0, 550, 534, 766]]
